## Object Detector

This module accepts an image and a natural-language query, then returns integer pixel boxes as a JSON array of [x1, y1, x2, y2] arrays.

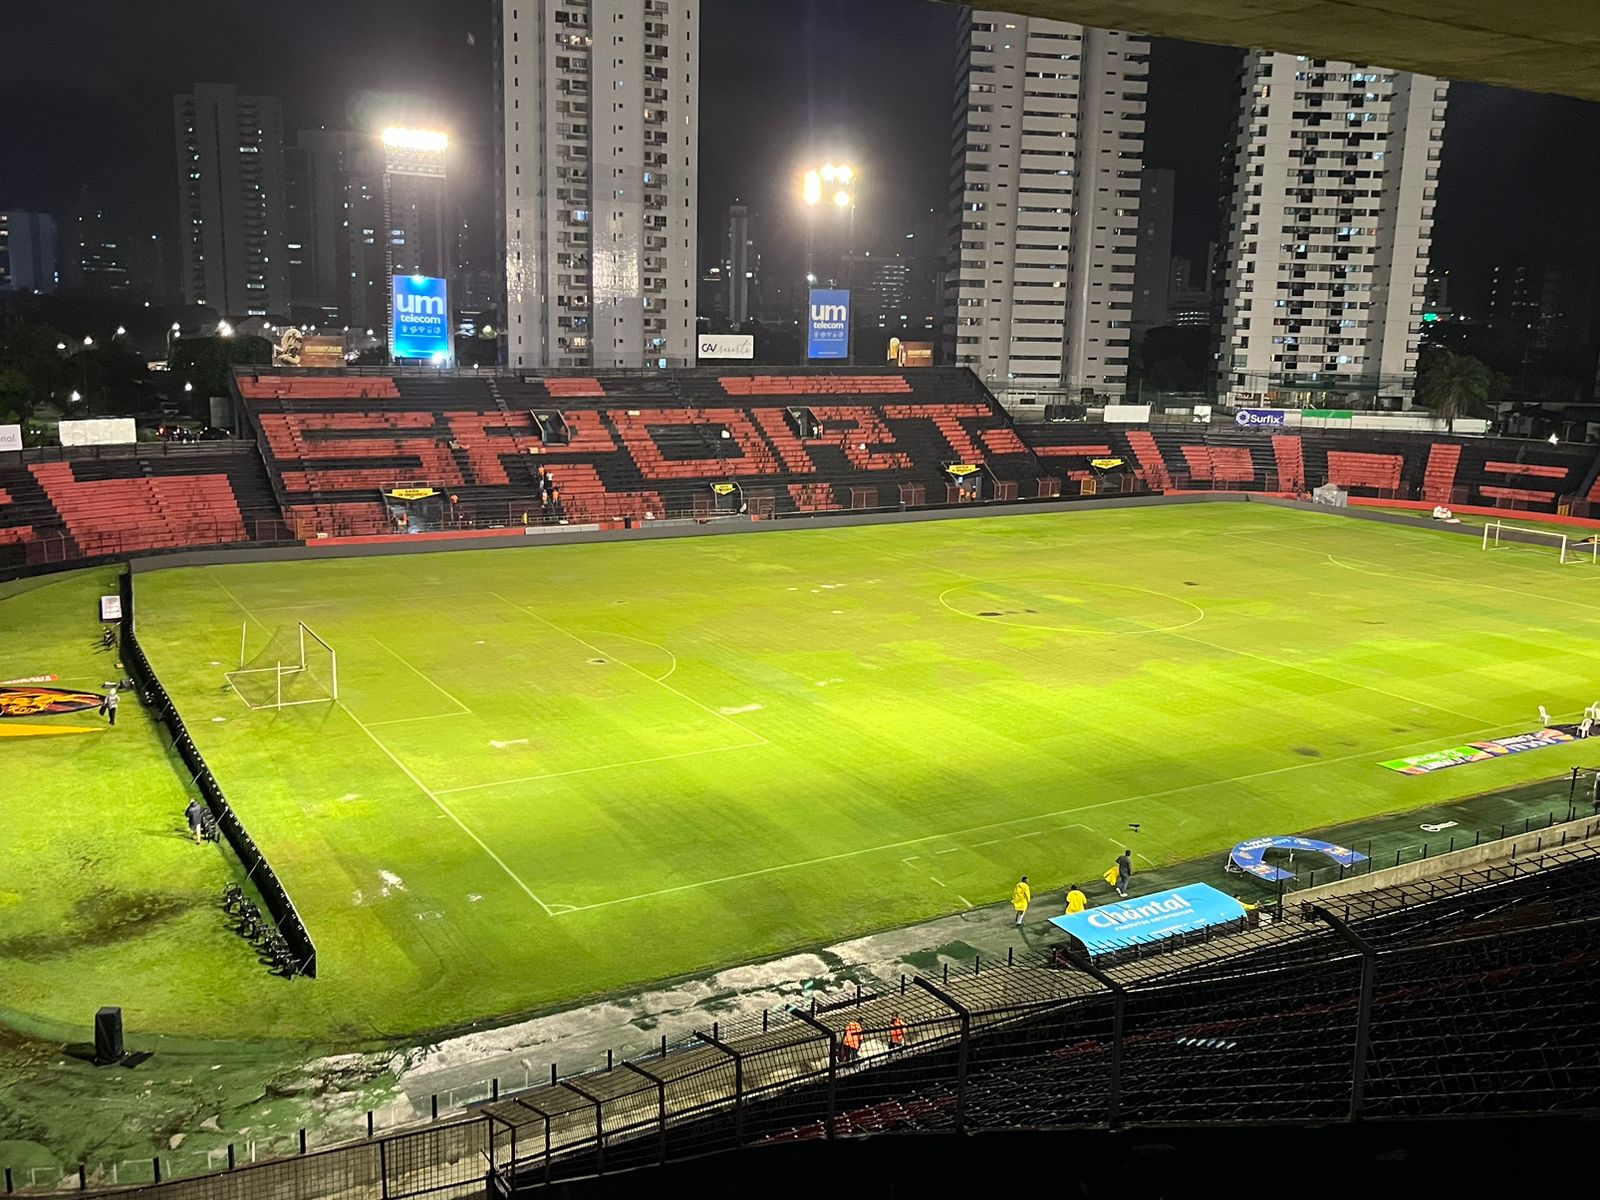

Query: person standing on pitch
[[1011, 876, 1032, 926], [1115, 850, 1132, 899], [1064, 883, 1088, 915], [104, 686, 119, 727], [185, 798, 206, 844]]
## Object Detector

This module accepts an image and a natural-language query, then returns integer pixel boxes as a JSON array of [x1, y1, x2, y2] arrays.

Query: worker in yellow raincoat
[[1011, 876, 1032, 926]]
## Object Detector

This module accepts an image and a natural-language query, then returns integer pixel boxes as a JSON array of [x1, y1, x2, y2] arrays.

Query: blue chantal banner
[[1048, 883, 1248, 955], [807, 288, 850, 360], [391, 275, 452, 363]]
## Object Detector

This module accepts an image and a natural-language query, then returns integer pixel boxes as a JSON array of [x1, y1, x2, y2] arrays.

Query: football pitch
[[7, 500, 1600, 1045]]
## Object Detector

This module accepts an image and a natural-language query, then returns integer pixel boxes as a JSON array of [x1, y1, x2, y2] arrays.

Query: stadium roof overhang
[[943, 1, 1600, 102]]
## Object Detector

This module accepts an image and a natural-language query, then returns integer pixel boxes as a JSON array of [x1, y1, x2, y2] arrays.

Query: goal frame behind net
[[1482, 519, 1599, 565], [226, 622, 339, 709]]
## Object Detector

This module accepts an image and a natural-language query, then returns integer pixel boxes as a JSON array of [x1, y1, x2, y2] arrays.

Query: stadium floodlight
[[833, 189, 852, 209], [115, 325, 126, 336], [802, 169, 822, 207], [184, 382, 193, 393], [381, 127, 449, 152], [69, 390, 81, 403], [82, 336, 93, 346], [217, 321, 234, 338]]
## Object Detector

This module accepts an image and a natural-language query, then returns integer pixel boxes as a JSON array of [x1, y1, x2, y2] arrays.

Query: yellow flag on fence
[[1102, 865, 1120, 886]]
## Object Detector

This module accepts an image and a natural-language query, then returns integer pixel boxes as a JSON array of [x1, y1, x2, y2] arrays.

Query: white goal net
[[1482, 519, 1599, 565], [226, 622, 339, 709]]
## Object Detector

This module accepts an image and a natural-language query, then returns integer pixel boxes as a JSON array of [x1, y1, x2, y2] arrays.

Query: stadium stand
[[1012, 420, 1600, 509], [7, 367, 1600, 574], [233, 367, 1046, 530], [0, 442, 284, 567]]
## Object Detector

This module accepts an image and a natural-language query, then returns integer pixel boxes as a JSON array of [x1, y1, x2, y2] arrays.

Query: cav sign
[[807, 288, 850, 360], [1235, 408, 1287, 429], [391, 275, 452, 363], [698, 333, 755, 360]]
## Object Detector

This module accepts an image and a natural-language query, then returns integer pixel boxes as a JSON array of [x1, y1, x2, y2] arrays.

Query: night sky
[[2, 0, 1596, 319]]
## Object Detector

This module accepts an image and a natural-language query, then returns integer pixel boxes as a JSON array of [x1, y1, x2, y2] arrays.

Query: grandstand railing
[[28, 842, 1600, 1199], [116, 571, 318, 979]]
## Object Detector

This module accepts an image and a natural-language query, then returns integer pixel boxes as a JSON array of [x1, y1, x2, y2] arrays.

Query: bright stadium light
[[833, 189, 852, 209], [70, 390, 81, 403], [115, 325, 126, 336], [217, 321, 234, 338], [184, 382, 194, 393], [382, 128, 449, 152], [802, 169, 822, 207]]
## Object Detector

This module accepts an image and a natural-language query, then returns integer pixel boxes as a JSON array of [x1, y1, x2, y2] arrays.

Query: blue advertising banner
[[807, 288, 850, 360], [1234, 408, 1287, 429], [1227, 835, 1369, 883], [1048, 883, 1247, 955], [391, 275, 452, 363]]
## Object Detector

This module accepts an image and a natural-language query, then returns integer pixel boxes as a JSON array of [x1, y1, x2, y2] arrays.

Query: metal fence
[[25, 840, 1598, 1199], [117, 571, 317, 976]]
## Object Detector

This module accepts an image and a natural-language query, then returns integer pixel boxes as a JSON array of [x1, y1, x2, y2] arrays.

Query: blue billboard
[[1048, 883, 1248, 956], [391, 275, 452, 363], [806, 288, 850, 360]]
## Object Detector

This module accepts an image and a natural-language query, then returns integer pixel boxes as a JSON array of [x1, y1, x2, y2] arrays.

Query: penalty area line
[[340, 703, 554, 916]]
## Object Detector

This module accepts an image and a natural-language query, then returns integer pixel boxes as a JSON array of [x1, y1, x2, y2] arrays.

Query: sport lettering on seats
[[810, 407, 911, 471]]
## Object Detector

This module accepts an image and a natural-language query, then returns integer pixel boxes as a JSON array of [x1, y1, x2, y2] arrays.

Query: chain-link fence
[[20, 839, 1597, 1199]]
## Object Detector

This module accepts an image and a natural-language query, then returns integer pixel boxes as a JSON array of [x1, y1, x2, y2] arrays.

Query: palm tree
[[1417, 348, 1492, 432]]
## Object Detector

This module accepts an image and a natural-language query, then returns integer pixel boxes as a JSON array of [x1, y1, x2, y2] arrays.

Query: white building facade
[[942, 10, 1148, 398], [495, 0, 698, 369], [1217, 52, 1447, 406]]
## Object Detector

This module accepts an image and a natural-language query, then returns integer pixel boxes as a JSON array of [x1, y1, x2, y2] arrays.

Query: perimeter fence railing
[[16, 840, 1600, 1200], [116, 570, 318, 977], [1263, 784, 1600, 901]]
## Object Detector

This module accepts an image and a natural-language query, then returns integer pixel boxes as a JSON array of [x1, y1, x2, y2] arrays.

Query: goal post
[[226, 622, 338, 709], [1482, 519, 1598, 564]]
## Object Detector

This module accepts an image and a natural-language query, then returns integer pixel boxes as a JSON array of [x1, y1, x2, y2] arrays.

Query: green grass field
[[6, 500, 1600, 1048]]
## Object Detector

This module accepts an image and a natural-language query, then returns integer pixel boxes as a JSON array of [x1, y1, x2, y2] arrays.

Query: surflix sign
[[1235, 408, 1286, 429]]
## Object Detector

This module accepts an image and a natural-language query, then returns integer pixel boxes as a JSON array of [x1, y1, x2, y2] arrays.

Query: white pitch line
[[550, 723, 1518, 915], [200, 572, 553, 916], [370, 638, 472, 714], [365, 711, 471, 728], [433, 740, 766, 795], [341, 703, 554, 916], [489, 590, 769, 744]]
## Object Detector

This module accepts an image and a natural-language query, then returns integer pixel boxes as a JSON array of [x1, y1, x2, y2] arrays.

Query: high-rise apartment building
[[174, 83, 290, 317], [1216, 53, 1447, 405], [725, 203, 753, 325], [383, 129, 452, 284], [942, 11, 1148, 397], [286, 130, 375, 326], [495, 0, 699, 369], [0, 212, 58, 293], [61, 196, 129, 294], [1130, 167, 1174, 335]]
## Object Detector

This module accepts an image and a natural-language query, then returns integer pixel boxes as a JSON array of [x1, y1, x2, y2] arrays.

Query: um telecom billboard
[[807, 288, 850, 360], [391, 275, 452, 363]]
